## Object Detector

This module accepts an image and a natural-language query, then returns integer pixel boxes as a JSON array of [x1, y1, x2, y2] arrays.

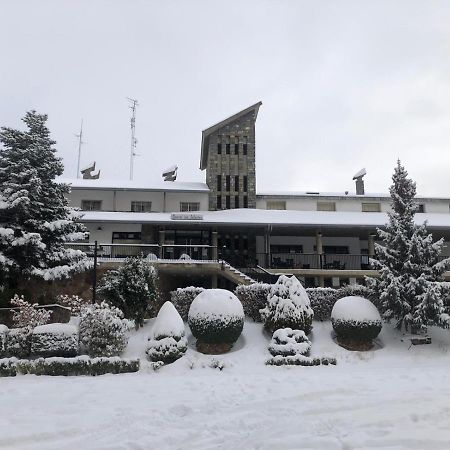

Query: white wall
[[85, 222, 142, 243]]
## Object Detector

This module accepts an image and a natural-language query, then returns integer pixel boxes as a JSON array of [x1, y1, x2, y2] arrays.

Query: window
[[112, 232, 141, 241], [271, 245, 303, 254], [217, 175, 222, 191], [267, 200, 286, 210], [234, 175, 239, 191], [81, 200, 102, 211], [243, 143, 248, 155], [317, 201, 336, 211], [180, 202, 200, 212], [225, 175, 230, 191], [323, 246, 349, 254], [217, 143, 222, 154], [243, 196, 248, 208], [131, 201, 152, 212], [243, 176, 248, 192], [417, 204, 425, 213], [226, 143, 230, 154], [234, 143, 239, 155], [235, 196, 239, 208], [362, 202, 381, 212], [217, 195, 222, 209], [226, 195, 231, 209]]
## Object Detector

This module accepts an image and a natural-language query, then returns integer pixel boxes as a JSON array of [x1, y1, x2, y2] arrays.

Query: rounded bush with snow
[[331, 296, 382, 342], [188, 289, 244, 349], [146, 301, 187, 364], [31, 323, 78, 357], [268, 328, 311, 357], [260, 275, 314, 334]]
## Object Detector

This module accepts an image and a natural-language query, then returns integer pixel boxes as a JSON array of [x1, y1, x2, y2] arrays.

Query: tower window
[[243, 196, 248, 208], [226, 195, 231, 209], [226, 175, 230, 191], [217, 195, 222, 209], [243, 176, 248, 192], [217, 175, 222, 191], [226, 143, 230, 154], [235, 196, 239, 208], [243, 143, 248, 155], [234, 143, 239, 155], [217, 143, 222, 154], [235, 175, 239, 191]]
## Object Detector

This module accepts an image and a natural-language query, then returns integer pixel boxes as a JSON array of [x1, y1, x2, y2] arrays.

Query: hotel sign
[[171, 213, 204, 221]]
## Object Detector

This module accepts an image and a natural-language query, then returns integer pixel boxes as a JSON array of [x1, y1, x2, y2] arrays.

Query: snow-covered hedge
[[31, 324, 78, 358], [331, 296, 382, 341], [0, 356, 140, 377], [261, 275, 314, 334], [235, 283, 271, 322], [306, 285, 375, 321], [0, 325, 8, 358], [79, 302, 130, 357], [188, 289, 244, 345], [146, 302, 187, 364], [266, 356, 337, 366], [268, 328, 311, 357], [170, 286, 205, 321], [6, 327, 31, 358]]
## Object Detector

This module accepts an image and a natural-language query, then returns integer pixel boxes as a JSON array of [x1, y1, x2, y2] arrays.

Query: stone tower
[[200, 102, 262, 211]]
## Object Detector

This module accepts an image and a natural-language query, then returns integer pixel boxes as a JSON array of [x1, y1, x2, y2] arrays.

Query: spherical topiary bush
[[188, 289, 244, 353], [331, 296, 382, 348], [260, 275, 314, 334]]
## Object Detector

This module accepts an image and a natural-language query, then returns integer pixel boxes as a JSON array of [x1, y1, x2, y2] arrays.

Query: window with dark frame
[[243, 196, 248, 208], [217, 175, 222, 192], [131, 201, 152, 212], [217, 195, 222, 209], [243, 176, 248, 192], [217, 143, 222, 154], [417, 204, 425, 213], [226, 143, 230, 154], [235, 195, 239, 208], [234, 143, 239, 155], [243, 143, 248, 155], [225, 175, 230, 191], [234, 175, 239, 191], [226, 195, 230, 209], [81, 200, 102, 211], [180, 202, 200, 212]]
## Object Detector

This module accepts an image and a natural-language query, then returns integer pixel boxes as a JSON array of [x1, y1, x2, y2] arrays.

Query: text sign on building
[[171, 213, 204, 221]]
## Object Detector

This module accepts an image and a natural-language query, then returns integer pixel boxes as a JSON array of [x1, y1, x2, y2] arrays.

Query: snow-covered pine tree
[[0, 111, 91, 287], [368, 160, 450, 332]]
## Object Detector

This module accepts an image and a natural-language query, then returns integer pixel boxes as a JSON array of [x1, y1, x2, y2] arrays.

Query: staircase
[[219, 260, 256, 285]]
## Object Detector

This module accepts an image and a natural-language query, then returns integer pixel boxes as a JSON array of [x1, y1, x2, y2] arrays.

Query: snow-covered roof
[[78, 208, 450, 229], [59, 178, 210, 193]]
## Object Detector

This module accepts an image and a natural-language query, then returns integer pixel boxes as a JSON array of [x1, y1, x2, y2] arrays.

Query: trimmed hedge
[[266, 356, 337, 366], [0, 325, 8, 358], [7, 328, 31, 358], [0, 356, 140, 377], [189, 316, 244, 344], [234, 283, 271, 322], [31, 324, 78, 358], [331, 319, 382, 341], [170, 287, 205, 321]]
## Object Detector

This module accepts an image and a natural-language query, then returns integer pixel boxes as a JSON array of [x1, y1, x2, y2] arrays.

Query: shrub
[[98, 257, 159, 327], [235, 283, 271, 322], [31, 324, 78, 357], [10, 294, 52, 328], [331, 296, 382, 342], [57, 294, 89, 316], [0, 325, 8, 358], [0, 356, 140, 377], [306, 287, 340, 322], [7, 327, 31, 358], [170, 287, 205, 321], [260, 275, 314, 334], [146, 302, 187, 364], [79, 302, 130, 357], [188, 289, 244, 345], [268, 328, 311, 357]]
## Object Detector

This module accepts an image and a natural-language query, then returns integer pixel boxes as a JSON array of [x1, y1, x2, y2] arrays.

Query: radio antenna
[[75, 119, 84, 178], [127, 98, 138, 180]]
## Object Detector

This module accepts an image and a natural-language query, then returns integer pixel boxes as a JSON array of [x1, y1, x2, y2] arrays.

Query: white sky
[[1, 0, 450, 196]]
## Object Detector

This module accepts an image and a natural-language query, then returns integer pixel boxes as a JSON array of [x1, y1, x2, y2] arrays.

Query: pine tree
[[0, 111, 91, 287], [368, 160, 450, 333]]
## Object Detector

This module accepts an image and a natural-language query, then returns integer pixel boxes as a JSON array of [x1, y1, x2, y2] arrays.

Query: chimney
[[353, 168, 367, 195]]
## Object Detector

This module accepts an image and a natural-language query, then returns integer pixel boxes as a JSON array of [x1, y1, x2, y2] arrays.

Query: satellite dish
[[353, 168, 367, 180], [163, 165, 178, 182]]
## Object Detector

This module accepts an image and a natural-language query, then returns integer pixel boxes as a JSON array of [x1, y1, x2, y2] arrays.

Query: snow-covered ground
[[2, 321, 450, 449]]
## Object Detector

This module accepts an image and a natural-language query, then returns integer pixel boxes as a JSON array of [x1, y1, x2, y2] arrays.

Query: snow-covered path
[[1, 322, 450, 449]]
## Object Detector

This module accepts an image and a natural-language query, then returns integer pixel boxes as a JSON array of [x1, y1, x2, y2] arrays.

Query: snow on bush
[[10, 294, 52, 328], [79, 302, 130, 357], [306, 287, 340, 322], [179, 253, 191, 260], [146, 302, 187, 364], [0, 324, 8, 357], [31, 323, 78, 357], [6, 327, 31, 358], [57, 294, 88, 316], [0, 356, 140, 377], [331, 296, 382, 341], [268, 328, 311, 357], [188, 289, 244, 345], [98, 257, 159, 327], [260, 275, 314, 334], [235, 283, 271, 322], [170, 286, 205, 321]]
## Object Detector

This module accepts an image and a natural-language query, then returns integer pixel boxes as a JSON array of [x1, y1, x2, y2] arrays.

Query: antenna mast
[[75, 119, 84, 178], [127, 98, 138, 180]]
